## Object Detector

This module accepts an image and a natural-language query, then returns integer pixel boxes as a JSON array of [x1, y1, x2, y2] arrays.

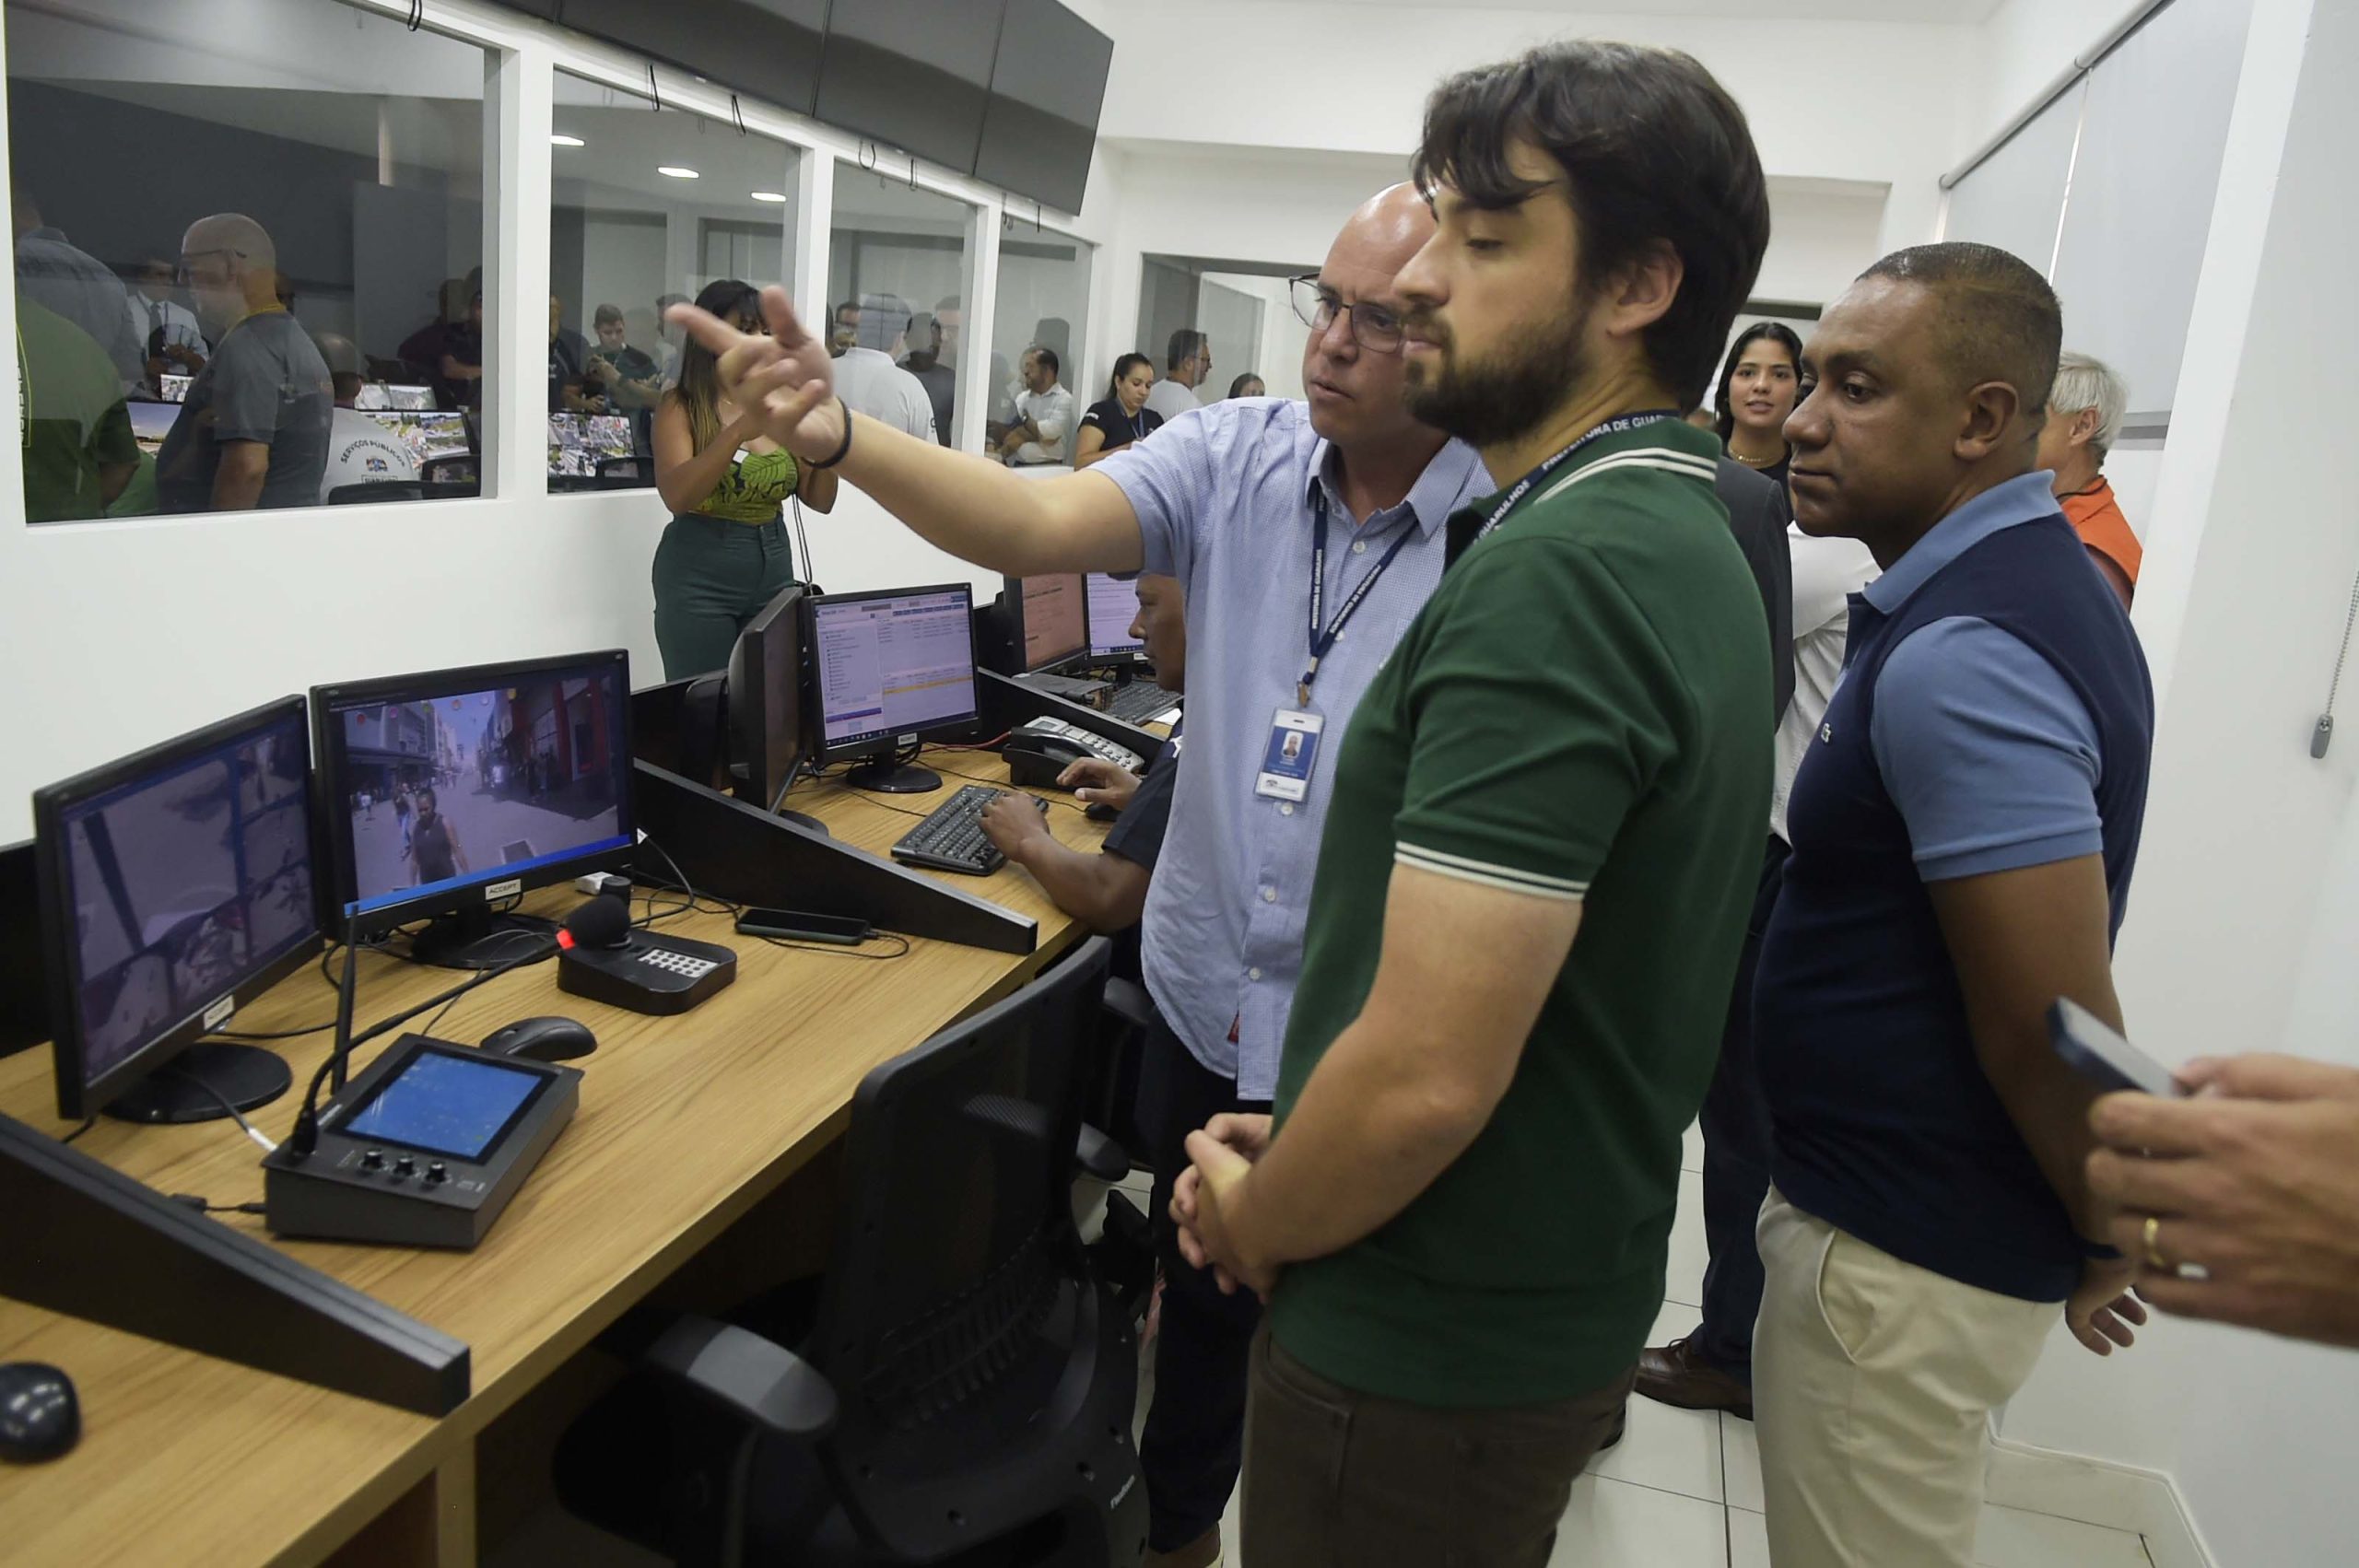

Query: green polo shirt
[[1267, 417, 1772, 1408]]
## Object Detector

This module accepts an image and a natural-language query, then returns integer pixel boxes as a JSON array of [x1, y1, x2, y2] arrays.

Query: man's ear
[[2072, 405, 2104, 450], [1955, 380, 2026, 463], [1603, 240, 1683, 340]]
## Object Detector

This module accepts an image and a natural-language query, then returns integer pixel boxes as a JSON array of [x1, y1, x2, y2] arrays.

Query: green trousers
[[651, 513, 796, 681]]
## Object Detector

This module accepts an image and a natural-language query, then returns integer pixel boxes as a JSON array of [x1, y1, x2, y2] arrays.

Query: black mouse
[[0, 1362, 79, 1463], [1085, 801, 1120, 823], [480, 1016, 597, 1062]]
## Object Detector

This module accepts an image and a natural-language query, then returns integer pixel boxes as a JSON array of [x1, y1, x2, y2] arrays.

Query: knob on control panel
[[425, 1163, 449, 1187], [393, 1155, 417, 1178], [361, 1149, 385, 1170]]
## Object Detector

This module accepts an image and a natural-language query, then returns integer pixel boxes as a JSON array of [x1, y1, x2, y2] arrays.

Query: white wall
[[1990, 6, 2359, 1566]]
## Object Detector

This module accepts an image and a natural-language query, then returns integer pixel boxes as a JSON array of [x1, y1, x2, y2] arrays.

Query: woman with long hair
[[1072, 352, 1165, 471], [1712, 322, 1807, 490], [650, 279, 837, 679]]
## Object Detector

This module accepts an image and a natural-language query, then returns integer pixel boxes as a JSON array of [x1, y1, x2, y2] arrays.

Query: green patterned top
[[692, 445, 798, 523]]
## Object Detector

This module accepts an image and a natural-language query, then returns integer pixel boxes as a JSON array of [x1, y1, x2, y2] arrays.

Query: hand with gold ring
[[2088, 1053, 2359, 1350]]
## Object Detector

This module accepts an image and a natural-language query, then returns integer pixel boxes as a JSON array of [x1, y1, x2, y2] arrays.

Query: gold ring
[[2142, 1214, 2170, 1271]]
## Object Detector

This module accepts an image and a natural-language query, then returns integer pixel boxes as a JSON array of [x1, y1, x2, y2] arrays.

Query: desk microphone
[[557, 895, 631, 952]]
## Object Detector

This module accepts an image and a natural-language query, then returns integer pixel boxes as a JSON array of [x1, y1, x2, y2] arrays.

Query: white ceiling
[[1116, 0, 2003, 18]]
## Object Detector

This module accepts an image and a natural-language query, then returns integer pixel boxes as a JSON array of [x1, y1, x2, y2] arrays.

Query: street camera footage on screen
[[330, 669, 629, 917], [58, 711, 316, 1084]]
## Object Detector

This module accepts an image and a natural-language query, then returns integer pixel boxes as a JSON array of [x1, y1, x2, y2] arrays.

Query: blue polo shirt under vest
[[1755, 471, 2154, 1302]]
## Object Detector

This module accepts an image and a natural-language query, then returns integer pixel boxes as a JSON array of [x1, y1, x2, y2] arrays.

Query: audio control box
[[263, 1034, 580, 1249]]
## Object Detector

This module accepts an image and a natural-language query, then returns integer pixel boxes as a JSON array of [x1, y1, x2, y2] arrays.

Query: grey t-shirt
[[158, 310, 333, 512]]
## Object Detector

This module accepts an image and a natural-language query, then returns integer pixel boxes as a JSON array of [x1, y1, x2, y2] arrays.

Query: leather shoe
[[1634, 1335, 1753, 1420], [1144, 1526, 1223, 1568]]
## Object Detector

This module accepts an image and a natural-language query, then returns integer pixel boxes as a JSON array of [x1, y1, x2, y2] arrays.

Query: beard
[[1402, 287, 1596, 451]]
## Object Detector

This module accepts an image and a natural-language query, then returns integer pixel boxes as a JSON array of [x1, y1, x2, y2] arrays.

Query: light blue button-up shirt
[[1096, 400, 1490, 1098]]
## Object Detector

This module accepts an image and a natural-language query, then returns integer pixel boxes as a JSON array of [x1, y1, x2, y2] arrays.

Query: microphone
[[557, 894, 631, 952]]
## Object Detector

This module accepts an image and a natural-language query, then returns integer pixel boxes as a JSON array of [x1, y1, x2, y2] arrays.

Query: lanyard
[[1469, 409, 1683, 545], [1301, 487, 1416, 705]]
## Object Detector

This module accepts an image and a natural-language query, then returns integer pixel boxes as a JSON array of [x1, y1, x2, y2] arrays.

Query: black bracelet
[[810, 397, 854, 471]]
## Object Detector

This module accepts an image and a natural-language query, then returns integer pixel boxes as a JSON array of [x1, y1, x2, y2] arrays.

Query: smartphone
[[2048, 998, 2180, 1097], [735, 907, 871, 946]]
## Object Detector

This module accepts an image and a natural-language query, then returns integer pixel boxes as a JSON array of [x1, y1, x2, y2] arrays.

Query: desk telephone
[[1002, 719, 1145, 789]]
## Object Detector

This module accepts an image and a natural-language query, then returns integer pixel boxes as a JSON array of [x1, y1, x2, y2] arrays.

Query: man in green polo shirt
[[1172, 41, 1775, 1564]]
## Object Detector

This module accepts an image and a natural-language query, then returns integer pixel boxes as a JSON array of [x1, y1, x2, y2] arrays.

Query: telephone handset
[[1002, 718, 1146, 789]]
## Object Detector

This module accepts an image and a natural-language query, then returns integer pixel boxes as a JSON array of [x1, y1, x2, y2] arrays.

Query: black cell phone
[[2048, 998, 2180, 1097], [735, 907, 872, 945]]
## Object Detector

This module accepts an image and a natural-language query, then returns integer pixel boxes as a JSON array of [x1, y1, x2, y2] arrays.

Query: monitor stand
[[777, 807, 829, 833], [843, 759, 944, 794], [105, 1043, 292, 1125], [407, 906, 559, 970]]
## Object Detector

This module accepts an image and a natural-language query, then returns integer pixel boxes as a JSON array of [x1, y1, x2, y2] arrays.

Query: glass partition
[[826, 170, 974, 449], [991, 223, 1090, 466]]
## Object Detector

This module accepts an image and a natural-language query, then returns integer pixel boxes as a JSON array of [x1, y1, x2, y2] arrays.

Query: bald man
[[669, 184, 1488, 1566], [158, 214, 331, 512]]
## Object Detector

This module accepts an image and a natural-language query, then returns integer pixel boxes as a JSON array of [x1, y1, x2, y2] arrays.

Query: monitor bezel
[[1084, 571, 1148, 665], [803, 583, 982, 765], [309, 649, 636, 945], [32, 695, 325, 1122], [1004, 571, 1088, 674], [727, 582, 809, 809]]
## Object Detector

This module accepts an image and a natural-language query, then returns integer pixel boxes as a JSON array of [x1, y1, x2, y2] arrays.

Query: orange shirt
[[2061, 477, 2141, 591]]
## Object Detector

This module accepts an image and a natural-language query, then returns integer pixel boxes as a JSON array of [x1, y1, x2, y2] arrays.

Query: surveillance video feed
[[333, 664, 629, 915], [60, 712, 317, 1084], [547, 414, 635, 477]]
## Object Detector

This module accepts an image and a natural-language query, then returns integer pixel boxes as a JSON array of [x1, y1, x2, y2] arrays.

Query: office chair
[[327, 481, 428, 505], [555, 938, 1148, 1567]]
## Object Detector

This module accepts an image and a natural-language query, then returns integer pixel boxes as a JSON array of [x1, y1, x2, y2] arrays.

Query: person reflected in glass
[[1226, 373, 1266, 401], [157, 214, 331, 513], [18, 298, 138, 522], [11, 184, 146, 386], [587, 303, 663, 414], [830, 298, 861, 358], [1144, 328, 1213, 423], [899, 309, 957, 448], [129, 255, 208, 392], [1713, 321, 1805, 490], [999, 345, 1075, 466], [1075, 353, 1165, 471], [649, 278, 839, 679], [550, 294, 600, 413]]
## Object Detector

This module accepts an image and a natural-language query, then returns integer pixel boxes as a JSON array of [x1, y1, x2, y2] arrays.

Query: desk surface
[[0, 755, 1107, 1567]]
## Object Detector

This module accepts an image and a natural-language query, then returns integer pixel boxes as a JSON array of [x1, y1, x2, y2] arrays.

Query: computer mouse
[[480, 1016, 597, 1062], [0, 1362, 79, 1463], [1086, 802, 1120, 823]]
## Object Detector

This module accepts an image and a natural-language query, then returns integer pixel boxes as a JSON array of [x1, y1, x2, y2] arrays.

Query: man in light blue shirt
[[669, 181, 1488, 1568]]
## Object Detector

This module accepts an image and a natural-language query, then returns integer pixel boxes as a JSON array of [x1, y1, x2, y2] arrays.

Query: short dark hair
[[1859, 243, 2062, 421], [1027, 344, 1060, 380], [1412, 41, 1771, 408], [834, 299, 861, 322], [593, 302, 624, 328], [1166, 329, 1207, 372]]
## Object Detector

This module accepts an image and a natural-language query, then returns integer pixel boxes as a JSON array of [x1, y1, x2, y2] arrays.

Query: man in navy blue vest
[[1749, 242, 2156, 1567]]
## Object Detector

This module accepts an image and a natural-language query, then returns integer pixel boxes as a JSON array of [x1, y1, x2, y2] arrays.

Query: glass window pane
[[8, 0, 488, 521], [549, 72, 800, 493], [992, 226, 1089, 468], [827, 173, 972, 450]]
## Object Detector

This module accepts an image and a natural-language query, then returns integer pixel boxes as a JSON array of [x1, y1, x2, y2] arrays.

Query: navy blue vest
[[1755, 513, 2154, 1301]]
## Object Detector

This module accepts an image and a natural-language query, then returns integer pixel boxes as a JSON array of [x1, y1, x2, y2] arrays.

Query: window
[[7, 0, 488, 521], [1137, 257, 1307, 410], [548, 72, 801, 492], [826, 171, 974, 450], [991, 223, 1089, 467]]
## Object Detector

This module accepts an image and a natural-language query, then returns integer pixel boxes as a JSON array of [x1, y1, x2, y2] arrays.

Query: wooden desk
[[0, 755, 1108, 1567]]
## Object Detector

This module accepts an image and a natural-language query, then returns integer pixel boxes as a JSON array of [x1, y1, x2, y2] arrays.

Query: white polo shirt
[[833, 346, 937, 442]]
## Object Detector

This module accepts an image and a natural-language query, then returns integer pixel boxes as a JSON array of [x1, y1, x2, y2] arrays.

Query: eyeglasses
[[1290, 275, 1403, 354], [174, 247, 244, 287]]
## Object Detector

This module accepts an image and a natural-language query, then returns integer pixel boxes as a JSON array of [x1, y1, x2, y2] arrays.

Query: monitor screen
[[354, 384, 437, 412], [810, 586, 980, 754], [338, 1046, 546, 1161], [158, 372, 192, 404], [362, 411, 472, 468], [548, 413, 635, 477], [972, 0, 1113, 214], [314, 654, 634, 923], [40, 703, 318, 1102], [1016, 573, 1086, 672], [1086, 572, 1144, 658], [127, 402, 180, 454]]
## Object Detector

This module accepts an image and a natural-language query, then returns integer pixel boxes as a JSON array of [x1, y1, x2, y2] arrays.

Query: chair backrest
[[810, 938, 1126, 1557], [327, 481, 428, 505]]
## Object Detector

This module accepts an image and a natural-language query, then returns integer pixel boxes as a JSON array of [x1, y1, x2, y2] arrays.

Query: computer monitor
[[32, 696, 322, 1123], [361, 411, 473, 470], [547, 413, 635, 478], [354, 383, 435, 412], [128, 402, 180, 455], [1007, 572, 1087, 673], [1086, 572, 1145, 662], [725, 582, 817, 823], [159, 372, 192, 404], [311, 650, 636, 968], [805, 584, 981, 793]]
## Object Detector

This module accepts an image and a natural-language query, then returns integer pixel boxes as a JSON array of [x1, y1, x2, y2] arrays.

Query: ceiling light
[[749, 191, 787, 203], [550, 134, 584, 147], [658, 165, 700, 180]]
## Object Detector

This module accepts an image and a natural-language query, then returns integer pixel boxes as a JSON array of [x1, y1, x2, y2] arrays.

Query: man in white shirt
[[831, 293, 937, 442], [1144, 329, 1211, 424], [126, 256, 208, 389], [1000, 345, 1075, 466]]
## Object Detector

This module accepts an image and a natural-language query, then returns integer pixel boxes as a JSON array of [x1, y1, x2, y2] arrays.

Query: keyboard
[[891, 785, 1049, 876], [1104, 683, 1177, 726]]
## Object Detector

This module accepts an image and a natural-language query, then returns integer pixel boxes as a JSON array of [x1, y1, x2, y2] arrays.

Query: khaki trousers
[[1752, 1188, 2061, 1568]]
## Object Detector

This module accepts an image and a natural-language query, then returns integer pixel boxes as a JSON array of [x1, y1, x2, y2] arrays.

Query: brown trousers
[[1240, 1326, 1633, 1567]]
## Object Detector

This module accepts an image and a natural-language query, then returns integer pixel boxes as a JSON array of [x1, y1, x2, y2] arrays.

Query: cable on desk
[[210, 1019, 339, 1042], [60, 1117, 95, 1145], [161, 1065, 278, 1153], [168, 1193, 267, 1218], [755, 931, 912, 962]]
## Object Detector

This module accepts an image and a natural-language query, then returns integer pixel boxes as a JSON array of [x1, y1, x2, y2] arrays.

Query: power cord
[[161, 1066, 278, 1153], [167, 1194, 266, 1217], [60, 1117, 95, 1145], [753, 931, 912, 962]]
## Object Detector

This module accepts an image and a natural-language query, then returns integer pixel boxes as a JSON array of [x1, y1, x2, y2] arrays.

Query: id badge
[[1254, 709, 1326, 802]]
